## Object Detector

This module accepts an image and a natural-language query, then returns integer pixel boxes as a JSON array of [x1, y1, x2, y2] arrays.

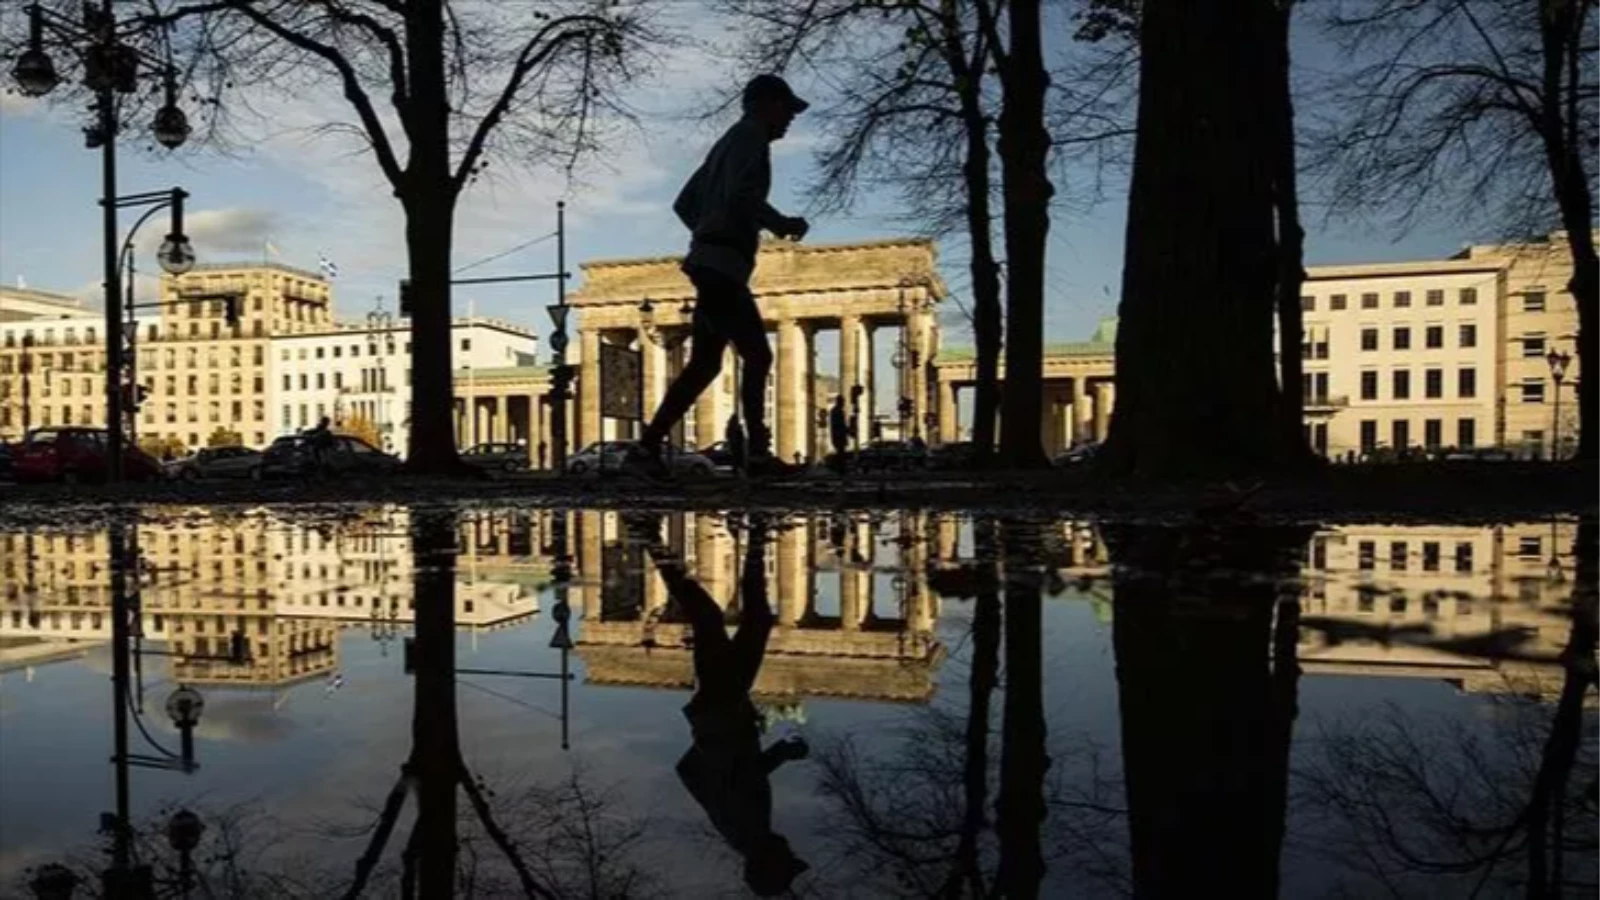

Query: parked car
[[1441, 446, 1515, 462], [11, 427, 163, 484], [698, 441, 739, 470], [167, 445, 265, 481], [853, 440, 929, 473], [1051, 442, 1100, 468], [928, 441, 980, 471], [0, 441, 13, 481], [565, 441, 717, 477], [461, 442, 529, 472], [261, 434, 402, 478]]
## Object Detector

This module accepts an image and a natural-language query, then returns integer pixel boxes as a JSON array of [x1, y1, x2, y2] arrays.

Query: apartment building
[[1299, 233, 1581, 458], [1301, 259, 1503, 457], [272, 316, 537, 453]]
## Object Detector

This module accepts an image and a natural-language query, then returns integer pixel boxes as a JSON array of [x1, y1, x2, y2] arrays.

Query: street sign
[[599, 342, 643, 420]]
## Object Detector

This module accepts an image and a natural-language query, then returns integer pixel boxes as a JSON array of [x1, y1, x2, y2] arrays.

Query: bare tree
[[1314, 0, 1598, 462], [6, 1, 660, 473]]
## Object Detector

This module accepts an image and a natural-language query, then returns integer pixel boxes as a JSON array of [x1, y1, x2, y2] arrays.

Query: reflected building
[[0, 510, 540, 688], [571, 511, 946, 703]]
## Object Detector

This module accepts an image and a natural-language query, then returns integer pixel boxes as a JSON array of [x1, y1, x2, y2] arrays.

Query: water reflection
[[0, 509, 1591, 897]]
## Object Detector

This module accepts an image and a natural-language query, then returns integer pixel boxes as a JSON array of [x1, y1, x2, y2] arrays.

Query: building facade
[[272, 316, 537, 453], [1299, 259, 1503, 457]]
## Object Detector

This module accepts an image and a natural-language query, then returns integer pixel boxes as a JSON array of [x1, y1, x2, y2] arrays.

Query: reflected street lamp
[[165, 686, 204, 770], [1545, 348, 1571, 461]]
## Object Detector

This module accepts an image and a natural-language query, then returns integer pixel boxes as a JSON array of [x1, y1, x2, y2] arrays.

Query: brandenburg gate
[[570, 238, 946, 460]]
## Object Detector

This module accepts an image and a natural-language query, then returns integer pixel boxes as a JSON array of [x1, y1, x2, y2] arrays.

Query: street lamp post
[[13, 1, 192, 482], [1546, 348, 1571, 461]]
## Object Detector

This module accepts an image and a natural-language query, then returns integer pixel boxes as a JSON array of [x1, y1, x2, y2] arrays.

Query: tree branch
[[451, 14, 613, 193]]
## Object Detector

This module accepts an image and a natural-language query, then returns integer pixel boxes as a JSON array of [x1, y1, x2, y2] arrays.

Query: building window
[[1518, 536, 1541, 557], [1394, 291, 1411, 308], [1459, 367, 1476, 398], [1459, 323, 1476, 348], [334, 372, 343, 389], [282, 406, 291, 429], [1358, 540, 1375, 570], [1454, 542, 1473, 573], [1300, 295, 1315, 312], [1424, 418, 1442, 449], [1393, 326, 1411, 350], [316, 373, 325, 389], [1421, 542, 1440, 572], [254, 376, 264, 392], [1522, 291, 1546, 312], [1425, 289, 1444, 306], [351, 345, 360, 358], [1361, 328, 1378, 351], [1459, 287, 1477, 305], [334, 346, 342, 358], [1392, 418, 1410, 450], [1457, 417, 1475, 448], [253, 346, 264, 365], [1361, 292, 1379, 309], [283, 375, 291, 391], [281, 349, 290, 361], [1425, 325, 1443, 348], [1521, 334, 1546, 357], [1424, 368, 1442, 399], [299, 405, 308, 428], [1330, 294, 1347, 310], [316, 347, 325, 359], [1360, 370, 1378, 400], [461, 339, 472, 351], [1360, 420, 1377, 453], [1520, 380, 1546, 403], [1390, 541, 1407, 571], [1393, 369, 1411, 400], [299, 374, 308, 390]]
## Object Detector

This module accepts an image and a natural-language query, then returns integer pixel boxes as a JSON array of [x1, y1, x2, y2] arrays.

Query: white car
[[564, 441, 717, 477]]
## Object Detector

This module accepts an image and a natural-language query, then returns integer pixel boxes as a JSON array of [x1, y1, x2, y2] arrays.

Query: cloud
[[0, 90, 37, 117]]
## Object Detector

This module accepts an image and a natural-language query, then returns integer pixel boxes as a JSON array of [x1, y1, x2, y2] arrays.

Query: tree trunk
[[944, 518, 1000, 897], [1103, 520, 1311, 897], [963, 96, 1003, 464], [995, 520, 1047, 898], [995, 0, 1053, 469], [402, 0, 462, 475], [1268, 1, 1313, 465], [410, 508, 461, 897], [1100, 0, 1297, 478]]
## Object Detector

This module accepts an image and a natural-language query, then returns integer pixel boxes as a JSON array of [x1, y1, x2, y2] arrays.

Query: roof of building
[[173, 261, 329, 282], [275, 316, 538, 339], [579, 236, 938, 272], [937, 317, 1117, 363], [1304, 257, 1506, 281]]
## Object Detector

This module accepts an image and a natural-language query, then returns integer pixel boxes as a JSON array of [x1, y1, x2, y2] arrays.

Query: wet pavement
[[0, 505, 1593, 898]]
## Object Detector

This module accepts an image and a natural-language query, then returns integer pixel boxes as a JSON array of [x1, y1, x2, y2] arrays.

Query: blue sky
[[0, 4, 1477, 349]]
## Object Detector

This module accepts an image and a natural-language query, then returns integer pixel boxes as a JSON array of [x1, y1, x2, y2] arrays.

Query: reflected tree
[[1101, 518, 1312, 896], [1296, 518, 1599, 897]]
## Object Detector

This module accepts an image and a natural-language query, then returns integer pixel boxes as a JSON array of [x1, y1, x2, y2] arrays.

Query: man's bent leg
[[639, 279, 731, 449], [719, 288, 774, 456]]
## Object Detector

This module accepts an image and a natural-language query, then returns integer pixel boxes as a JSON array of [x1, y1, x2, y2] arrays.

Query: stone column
[[1093, 380, 1115, 441], [937, 378, 958, 443], [1062, 379, 1077, 448], [840, 314, 861, 416], [776, 525, 806, 626], [840, 566, 865, 631], [860, 326, 876, 445], [495, 395, 508, 443], [579, 329, 602, 448], [1075, 381, 1095, 444], [641, 332, 666, 429], [775, 318, 806, 461]]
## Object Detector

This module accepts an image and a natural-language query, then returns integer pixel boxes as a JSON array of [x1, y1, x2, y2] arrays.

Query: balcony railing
[[1303, 394, 1349, 412]]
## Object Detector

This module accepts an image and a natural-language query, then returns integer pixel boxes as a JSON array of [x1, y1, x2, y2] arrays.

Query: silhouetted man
[[829, 396, 849, 472], [628, 512, 810, 896], [304, 416, 336, 472], [626, 74, 811, 480], [725, 414, 747, 473]]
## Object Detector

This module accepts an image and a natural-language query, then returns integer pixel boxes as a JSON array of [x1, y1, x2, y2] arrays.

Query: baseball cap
[[743, 74, 809, 114]]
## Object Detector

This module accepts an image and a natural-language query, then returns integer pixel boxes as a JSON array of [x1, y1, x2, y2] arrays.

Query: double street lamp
[[14, 1, 194, 481]]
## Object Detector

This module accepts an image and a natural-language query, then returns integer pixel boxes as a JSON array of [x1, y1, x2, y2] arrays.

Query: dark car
[[461, 442, 529, 472], [11, 427, 163, 484], [1051, 442, 1100, 468], [928, 441, 980, 471], [168, 445, 266, 481], [0, 441, 13, 481], [698, 441, 739, 470], [853, 440, 929, 473], [262, 434, 401, 478]]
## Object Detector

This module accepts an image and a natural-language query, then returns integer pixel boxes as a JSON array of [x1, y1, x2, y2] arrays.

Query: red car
[[12, 428, 163, 484]]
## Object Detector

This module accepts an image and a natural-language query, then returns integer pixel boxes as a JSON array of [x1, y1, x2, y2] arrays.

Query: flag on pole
[[318, 253, 339, 280]]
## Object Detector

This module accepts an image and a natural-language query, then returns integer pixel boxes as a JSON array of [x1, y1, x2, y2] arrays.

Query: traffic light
[[398, 279, 413, 316], [222, 296, 240, 328], [120, 383, 150, 412]]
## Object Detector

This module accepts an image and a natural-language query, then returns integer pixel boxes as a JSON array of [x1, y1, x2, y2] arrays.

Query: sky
[[0, 2, 1480, 351]]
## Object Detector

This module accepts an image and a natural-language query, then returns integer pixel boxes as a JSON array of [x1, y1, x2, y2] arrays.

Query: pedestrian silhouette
[[624, 74, 811, 480], [628, 512, 810, 896]]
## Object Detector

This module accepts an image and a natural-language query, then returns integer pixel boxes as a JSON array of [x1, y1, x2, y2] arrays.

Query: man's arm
[[725, 131, 800, 237]]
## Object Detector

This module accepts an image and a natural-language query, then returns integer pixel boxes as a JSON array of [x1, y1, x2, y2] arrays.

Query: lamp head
[[153, 100, 190, 150], [1546, 348, 1570, 381], [12, 47, 57, 98], [158, 234, 195, 275], [165, 809, 204, 853], [165, 685, 204, 728]]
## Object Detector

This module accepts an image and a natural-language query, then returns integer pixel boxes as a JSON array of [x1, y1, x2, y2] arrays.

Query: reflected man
[[628, 512, 811, 897]]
